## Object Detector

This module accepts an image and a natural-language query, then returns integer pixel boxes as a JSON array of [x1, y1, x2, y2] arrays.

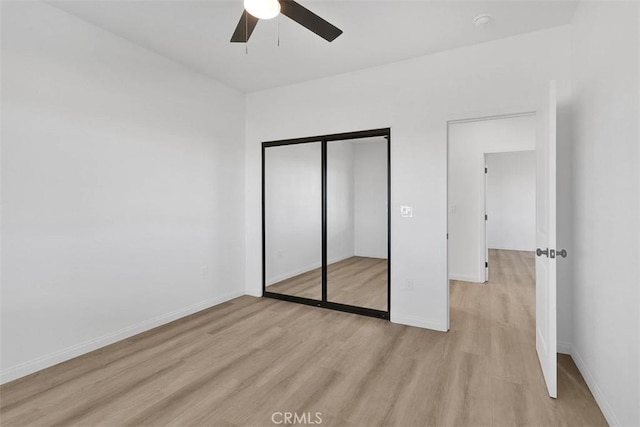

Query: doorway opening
[[447, 113, 536, 285], [446, 113, 538, 364], [447, 83, 560, 400], [484, 150, 537, 282]]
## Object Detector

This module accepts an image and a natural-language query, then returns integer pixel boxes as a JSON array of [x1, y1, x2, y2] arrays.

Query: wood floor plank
[[0, 249, 607, 426], [267, 256, 388, 311]]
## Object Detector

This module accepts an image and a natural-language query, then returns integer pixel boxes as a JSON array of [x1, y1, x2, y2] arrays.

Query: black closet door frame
[[262, 128, 391, 320]]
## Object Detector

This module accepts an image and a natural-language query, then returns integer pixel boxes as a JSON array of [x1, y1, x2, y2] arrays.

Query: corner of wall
[[0, 290, 243, 385], [569, 345, 622, 426], [391, 313, 448, 332]]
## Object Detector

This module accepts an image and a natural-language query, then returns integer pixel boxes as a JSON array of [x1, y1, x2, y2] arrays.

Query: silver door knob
[[536, 248, 549, 257]]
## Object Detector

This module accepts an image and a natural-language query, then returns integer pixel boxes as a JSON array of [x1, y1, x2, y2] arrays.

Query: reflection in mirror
[[327, 137, 388, 311], [264, 142, 322, 300]]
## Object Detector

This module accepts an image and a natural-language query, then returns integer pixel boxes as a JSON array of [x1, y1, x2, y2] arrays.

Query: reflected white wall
[[354, 140, 388, 259], [265, 138, 388, 285], [327, 142, 355, 264], [264, 143, 322, 285]]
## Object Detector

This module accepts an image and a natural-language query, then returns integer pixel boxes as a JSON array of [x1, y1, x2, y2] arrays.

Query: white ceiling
[[50, 0, 578, 93]]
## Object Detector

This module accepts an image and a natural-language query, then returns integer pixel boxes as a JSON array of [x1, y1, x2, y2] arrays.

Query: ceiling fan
[[231, 0, 343, 43]]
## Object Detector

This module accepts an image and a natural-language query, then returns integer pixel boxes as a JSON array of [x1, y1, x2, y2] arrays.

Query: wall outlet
[[404, 279, 414, 290], [400, 205, 413, 218]]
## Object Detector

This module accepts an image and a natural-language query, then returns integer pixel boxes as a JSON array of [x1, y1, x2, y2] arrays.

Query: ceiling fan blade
[[279, 0, 343, 42], [230, 10, 259, 43]]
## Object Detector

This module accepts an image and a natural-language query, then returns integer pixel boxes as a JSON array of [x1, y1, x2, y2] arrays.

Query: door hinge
[[485, 262, 488, 268], [485, 167, 488, 173], [447, 233, 449, 239], [485, 214, 488, 220]]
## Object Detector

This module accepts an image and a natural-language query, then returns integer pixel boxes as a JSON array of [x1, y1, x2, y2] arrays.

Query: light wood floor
[[267, 256, 388, 311], [0, 250, 606, 426]]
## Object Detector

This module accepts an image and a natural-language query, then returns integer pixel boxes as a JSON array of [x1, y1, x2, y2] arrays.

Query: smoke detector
[[473, 14, 493, 27]]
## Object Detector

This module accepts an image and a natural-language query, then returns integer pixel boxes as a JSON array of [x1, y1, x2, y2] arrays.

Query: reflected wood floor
[[267, 256, 388, 311], [0, 250, 606, 426]]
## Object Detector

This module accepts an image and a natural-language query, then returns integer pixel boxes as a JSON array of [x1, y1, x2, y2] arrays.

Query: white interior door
[[535, 80, 557, 398]]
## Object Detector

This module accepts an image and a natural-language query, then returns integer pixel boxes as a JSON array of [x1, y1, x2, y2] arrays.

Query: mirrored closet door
[[264, 142, 322, 300], [327, 137, 389, 312], [263, 129, 390, 319]]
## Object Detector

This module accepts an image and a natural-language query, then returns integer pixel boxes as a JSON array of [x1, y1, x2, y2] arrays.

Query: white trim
[[446, 108, 536, 125], [448, 274, 485, 283], [570, 345, 621, 427], [391, 313, 448, 332], [352, 252, 388, 259], [266, 261, 322, 286], [557, 340, 572, 355], [245, 288, 262, 297], [445, 116, 450, 333], [0, 290, 244, 384]]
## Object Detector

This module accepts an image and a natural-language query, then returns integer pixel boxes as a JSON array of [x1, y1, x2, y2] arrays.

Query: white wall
[[246, 26, 572, 332], [486, 151, 536, 251], [0, 2, 246, 383], [265, 143, 323, 285], [570, 2, 640, 425], [448, 115, 536, 283], [353, 139, 388, 259], [327, 142, 356, 263]]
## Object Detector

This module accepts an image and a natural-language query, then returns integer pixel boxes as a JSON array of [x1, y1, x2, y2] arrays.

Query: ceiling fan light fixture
[[244, 0, 281, 20]]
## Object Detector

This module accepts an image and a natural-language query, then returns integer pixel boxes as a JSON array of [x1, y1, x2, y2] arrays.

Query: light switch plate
[[400, 205, 413, 218]]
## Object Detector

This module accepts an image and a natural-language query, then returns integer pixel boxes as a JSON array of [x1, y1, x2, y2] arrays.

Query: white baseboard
[[569, 345, 620, 427], [488, 247, 535, 252], [245, 288, 262, 297], [353, 252, 388, 259], [557, 340, 573, 355], [391, 313, 448, 332], [266, 262, 321, 286], [448, 274, 484, 283], [0, 290, 244, 385]]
